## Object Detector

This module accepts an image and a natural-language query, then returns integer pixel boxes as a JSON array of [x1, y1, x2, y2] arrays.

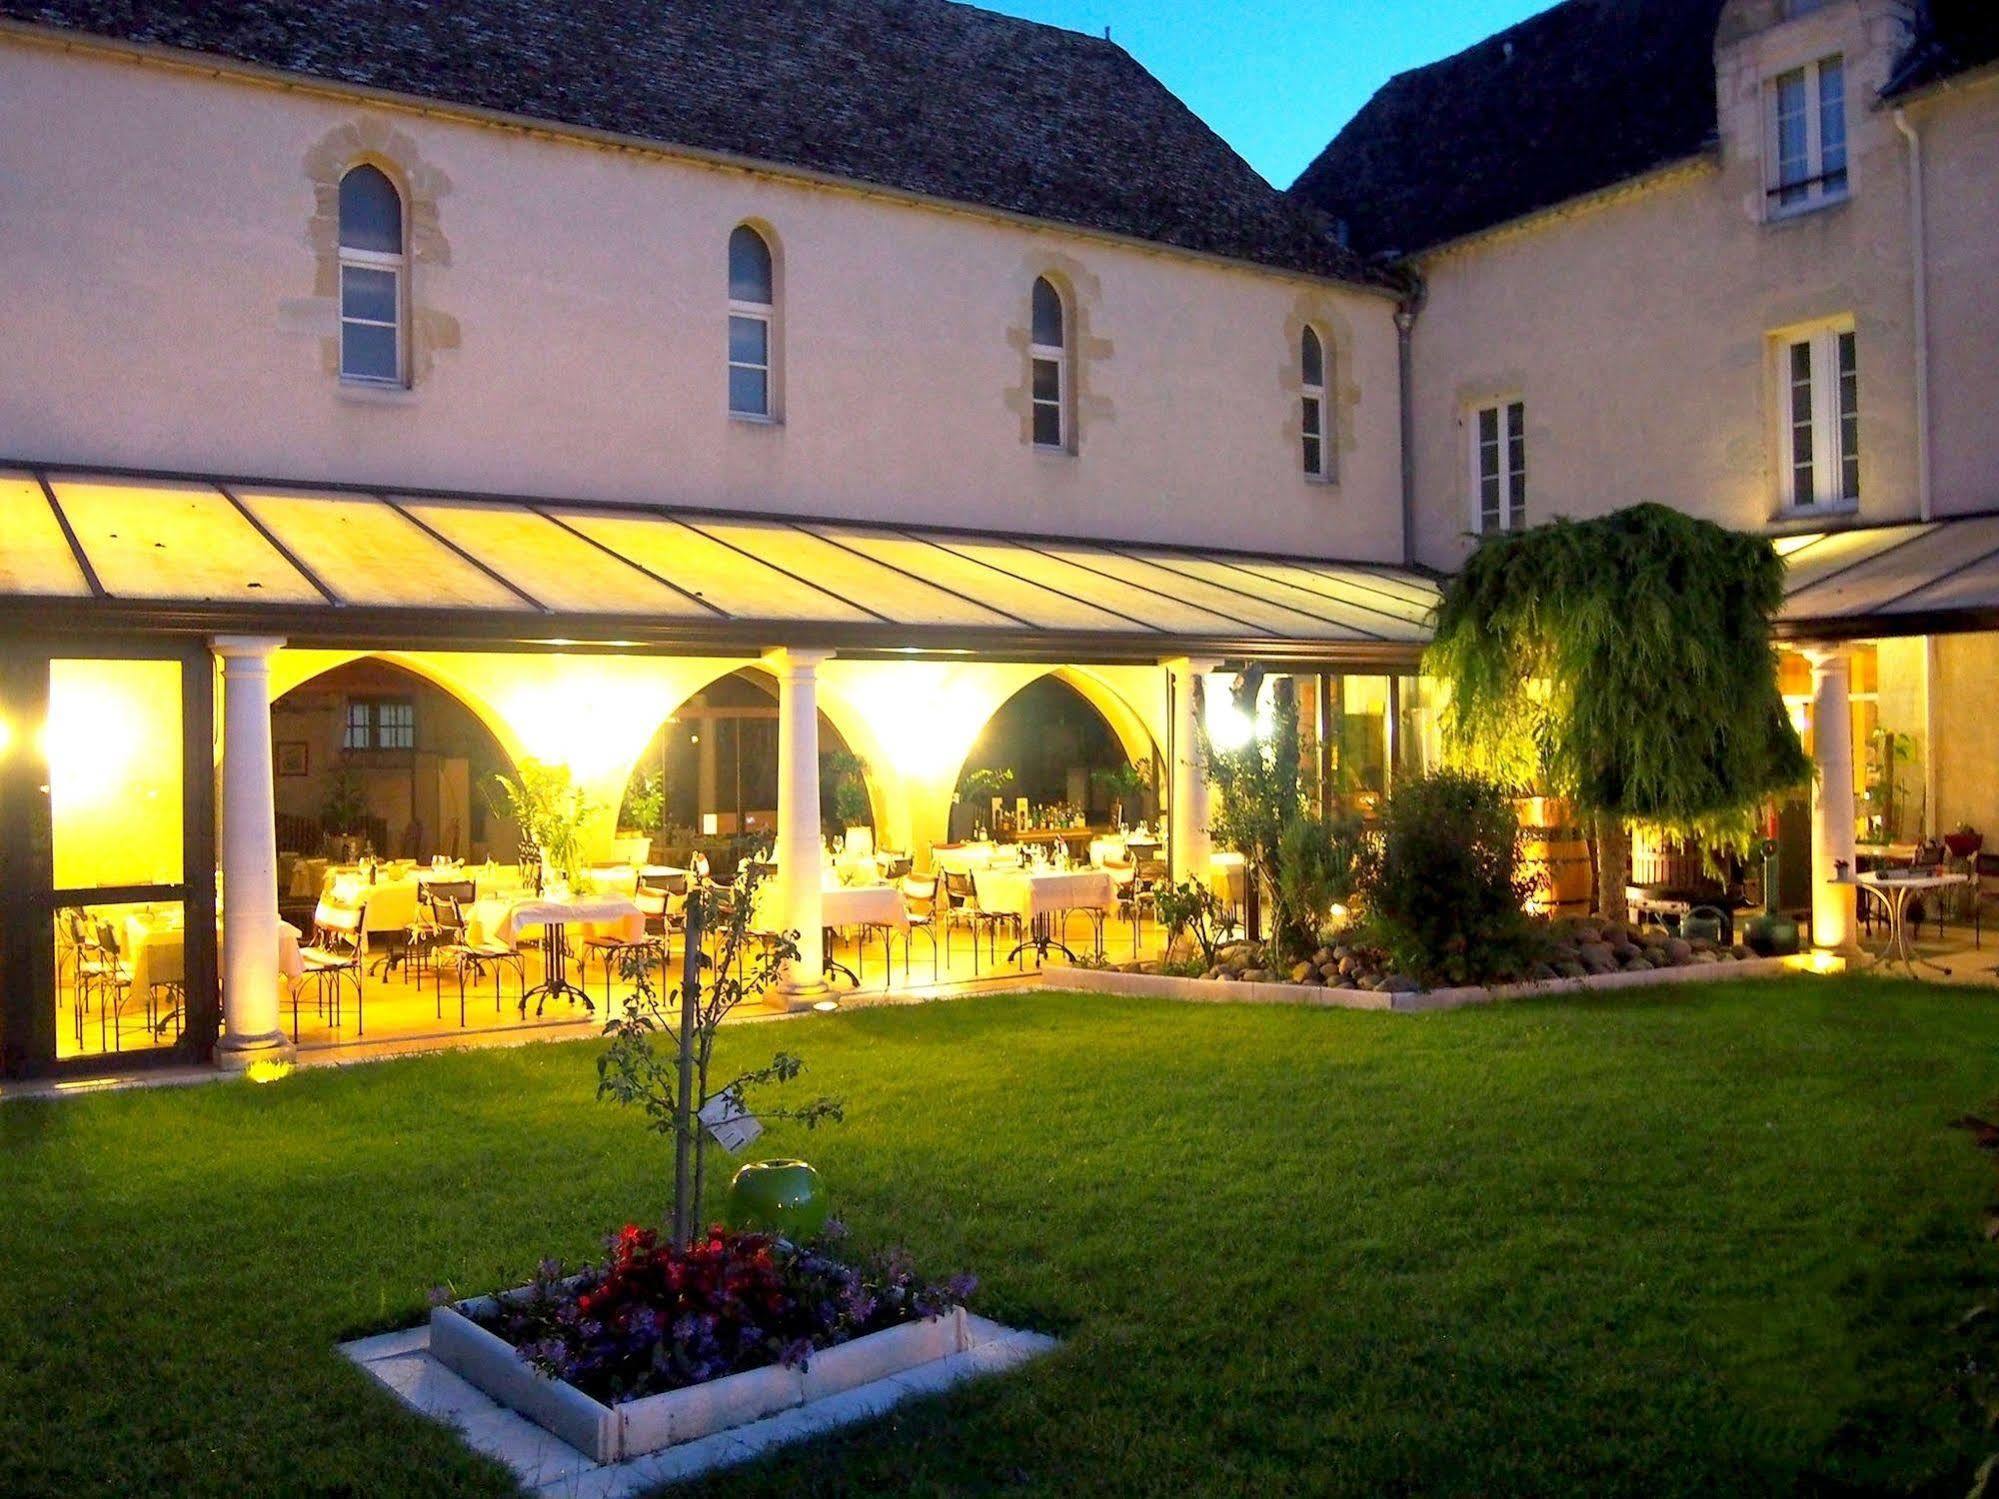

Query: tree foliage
[[1425, 504, 1810, 854]]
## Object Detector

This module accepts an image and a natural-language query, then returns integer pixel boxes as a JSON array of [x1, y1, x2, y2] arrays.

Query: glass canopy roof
[[0, 468, 1441, 656], [1780, 514, 1999, 630]]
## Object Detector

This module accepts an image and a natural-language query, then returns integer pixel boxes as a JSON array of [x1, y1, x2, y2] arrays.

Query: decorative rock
[[1528, 962, 1560, 981], [1622, 956, 1650, 972], [1289, 962, 1316, 984], [1574, 924, 1603, 944], [1578, 943, 1618, 975], [1382, 975, 1421, 993], [1663, 938, 1694, 965], [1311, 948, 1334, 968], [1241, 969, 1270, 983], [1319, 961, 1341, 980], [1600, 923, 1629, 947], [1550, 942, 1582, 963], [1556, 961, 1588, 979]]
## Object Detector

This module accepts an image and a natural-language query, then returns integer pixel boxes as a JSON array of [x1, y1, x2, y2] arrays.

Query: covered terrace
[[0, 464, 1436, 1077]]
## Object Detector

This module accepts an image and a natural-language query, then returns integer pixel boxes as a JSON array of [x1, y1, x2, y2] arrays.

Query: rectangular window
[[1031, 354, 1065, 449], [1778, 325, 1859, 510], [728, 309, 771, 418], [1471, 400, 1526, 535], [338, 263, 402, 383], [1768, 56, 1847, 213], [342, 697, 416, 752], [1302, 394, 1325, 478]]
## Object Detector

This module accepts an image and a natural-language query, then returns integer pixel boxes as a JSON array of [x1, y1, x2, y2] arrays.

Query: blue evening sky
[[979, 1, 1557, 187]]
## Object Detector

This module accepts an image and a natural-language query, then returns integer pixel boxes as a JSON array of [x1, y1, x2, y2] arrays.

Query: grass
[[4, 978, 1999, 1496]]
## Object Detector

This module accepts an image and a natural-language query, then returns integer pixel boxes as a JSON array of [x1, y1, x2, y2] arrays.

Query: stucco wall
[[1916, 74, 1999, 517], [1403, 0, 1963, 570], [0, 35, 1404, 562]]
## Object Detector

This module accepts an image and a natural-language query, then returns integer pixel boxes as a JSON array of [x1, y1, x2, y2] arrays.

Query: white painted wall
[[1401, 0, 1999, 570], [0, 34, 1404, 562]]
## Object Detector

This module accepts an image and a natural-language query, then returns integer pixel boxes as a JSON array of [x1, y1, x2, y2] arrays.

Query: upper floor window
[[1780, 324, 1859, 510], [1768, 55, 1847, 214], [1471, 400, 1526, 535], [337, 164, 406, 385], [728, 225, 776, 419], [1301, 326, 1330, 480], [343, 697, 415, 752], [1030, 276, 1069, 452]]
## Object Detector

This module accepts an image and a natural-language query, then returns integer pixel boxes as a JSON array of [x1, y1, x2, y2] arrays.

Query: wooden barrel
[[1518, 833, 1592, 918]]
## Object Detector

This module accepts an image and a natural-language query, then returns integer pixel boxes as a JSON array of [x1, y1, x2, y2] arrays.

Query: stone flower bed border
[[1061, 951, 1809, 1012], [431, 1290, 975, 1463]]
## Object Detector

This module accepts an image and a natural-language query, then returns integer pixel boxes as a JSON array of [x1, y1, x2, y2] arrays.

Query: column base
[[215, 1031, 296, 1072], [771, 975, 833, 1012]]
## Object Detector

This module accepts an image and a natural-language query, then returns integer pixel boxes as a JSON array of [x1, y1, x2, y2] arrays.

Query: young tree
[[1426, 504, 1810, 922]]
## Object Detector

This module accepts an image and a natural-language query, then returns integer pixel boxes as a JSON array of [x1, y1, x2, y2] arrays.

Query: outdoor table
[[752, 877, 908, 986], [1856, 869, 1970, 977], [485, 894, 643, 1017], [125, 914, 304, 1040], [932, 842, 1000, 874], [288, 857, 330, 900], [973, 866, 1116, 966]]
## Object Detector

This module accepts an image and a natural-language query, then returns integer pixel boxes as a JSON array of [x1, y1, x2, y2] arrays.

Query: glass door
[[0, 639, 216, 1076]]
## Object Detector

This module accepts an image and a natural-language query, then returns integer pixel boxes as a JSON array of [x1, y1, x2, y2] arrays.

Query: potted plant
[[818, 747, 872, 841], [320, 756, 368, 860], [1090, 761, 1149, 831], [482, 760, 595, 893]]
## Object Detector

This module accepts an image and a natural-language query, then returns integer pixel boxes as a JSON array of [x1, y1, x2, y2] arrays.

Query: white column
[[1806, 643, 1859, 953], [768, 648, 830, 1008], [1165, 656, 1223, 885], [212, 636, 293, 1067]]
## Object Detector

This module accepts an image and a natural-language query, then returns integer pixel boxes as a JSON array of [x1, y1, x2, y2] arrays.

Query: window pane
[[343, 701, 370, 750], [1774, 70, 1809, 195], [57, 899, 189, 1060], [340, 264, 398, 325], [1302, 327, 1324, 388], [728, 225, 773, 304], [1032, 357, 1060, 403], [1302, 394, 1322, 441], [341, 322, 399, 382], [1838, 330, 1860, 500], [729, 365, 769, 416], [1031, 277, 1064, 348], [729, 313, 769, 365], [1507, 402, 1527, 527], [1818, 57, 1847, 187], [48, 658, 184, 890], [1033, 403, 1063, 448], [338, 164, 403, 253], [1302, 435, 1322, 476]]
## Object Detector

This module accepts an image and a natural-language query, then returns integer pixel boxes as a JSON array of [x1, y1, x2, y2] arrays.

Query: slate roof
[[0, 0, 1377, 285], [1289, 0, 1728, 260]]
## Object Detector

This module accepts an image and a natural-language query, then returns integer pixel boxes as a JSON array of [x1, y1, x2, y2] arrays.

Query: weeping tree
[[1426, 504, 1811, 923]]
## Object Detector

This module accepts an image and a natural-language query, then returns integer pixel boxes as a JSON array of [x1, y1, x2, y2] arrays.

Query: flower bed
[[1170, 916, 1763, 996], [429, 1225, 978, 1462]]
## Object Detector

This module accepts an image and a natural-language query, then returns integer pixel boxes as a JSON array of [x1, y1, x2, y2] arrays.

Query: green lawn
[[4, 980, 1999, 1496]]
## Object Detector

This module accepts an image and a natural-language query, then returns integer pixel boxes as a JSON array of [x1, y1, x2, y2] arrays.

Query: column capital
[[763, 647, 834, 678], [1798, 641, 1852, 672], [210, 635, 287, 663], [1162, 655, 1224, 677]]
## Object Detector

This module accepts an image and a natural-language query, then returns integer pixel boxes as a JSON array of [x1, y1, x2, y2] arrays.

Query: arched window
[[1301, 325, 1329, 479], [337, 164, 406, 385], [728, 225, 776, 419], [1030, 275, 1068, 451]]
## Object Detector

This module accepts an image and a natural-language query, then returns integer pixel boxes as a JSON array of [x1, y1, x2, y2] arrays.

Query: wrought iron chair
[[428, 893, 526, 1026], [582, 885, 669, 1006], [297, 896, 365, 1040]]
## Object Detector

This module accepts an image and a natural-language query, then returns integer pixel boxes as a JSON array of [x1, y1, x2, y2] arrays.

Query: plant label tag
[[698, 1091, 764, 1153]]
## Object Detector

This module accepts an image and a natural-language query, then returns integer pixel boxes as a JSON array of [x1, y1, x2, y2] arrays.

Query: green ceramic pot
[[725, 1159, 830, 1240], [1743, 910, 1801, 957]]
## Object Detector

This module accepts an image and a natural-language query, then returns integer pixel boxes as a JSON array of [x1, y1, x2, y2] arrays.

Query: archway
[[615, 666, 888, 870], [268, 655, 519, 862], [950, 672, 1162, 842]]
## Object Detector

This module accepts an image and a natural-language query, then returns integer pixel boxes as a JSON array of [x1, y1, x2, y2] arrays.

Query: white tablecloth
[[126, 916, 303, 995], [482, 895, 644, 946], [973, 868, 1117, 922], [821, 884, 910, 933], [933, 842, 1002, 874]]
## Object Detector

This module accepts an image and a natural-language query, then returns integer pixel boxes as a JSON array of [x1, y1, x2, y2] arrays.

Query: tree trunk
[[672, 900, 703, 1247], [1594, 811, 1631, 925]]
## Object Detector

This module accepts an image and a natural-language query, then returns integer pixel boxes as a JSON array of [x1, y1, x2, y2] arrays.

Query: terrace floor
[[6, 979, 1999, 1496]]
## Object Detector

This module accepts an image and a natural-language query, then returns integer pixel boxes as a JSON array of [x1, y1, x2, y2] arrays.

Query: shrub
[[1276, 812, 1367, 938], [1364, 770, 1539, 985]]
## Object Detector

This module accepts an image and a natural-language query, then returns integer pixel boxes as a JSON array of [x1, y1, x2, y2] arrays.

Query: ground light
[[1783, 951, 1848, 974], [243, 1057, 295, 1084], [811, 998, 840, 1013]]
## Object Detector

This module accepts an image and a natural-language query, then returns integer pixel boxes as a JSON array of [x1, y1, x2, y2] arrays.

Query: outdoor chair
[[582, 884, 669, 1006], [428, 894, 526, 1026], [298, 897, 365, 1040], [82, 918, 135, 1053], [898, 872, 941, 983], [940, 869, 1011, 974], [413, 881, 478, 1004]]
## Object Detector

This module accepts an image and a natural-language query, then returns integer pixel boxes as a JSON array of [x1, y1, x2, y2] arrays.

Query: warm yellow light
[[1783, 951, 1847, 975], [0, 714, 10, 758], [811, 998, 840, 1013], [1204, 672, 1270, 753], [243, 1058, 295, 1084]]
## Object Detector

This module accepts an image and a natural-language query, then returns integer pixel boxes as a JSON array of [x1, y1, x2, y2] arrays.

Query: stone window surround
[[1006, 253, 1113, 454], [1282, 294, 1360, 488]]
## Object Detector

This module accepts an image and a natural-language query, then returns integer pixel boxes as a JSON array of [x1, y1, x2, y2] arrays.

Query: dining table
[[1856, 868, 1970, 977], [973, 865, 1116, 966], [474, 892, 644, 1017]]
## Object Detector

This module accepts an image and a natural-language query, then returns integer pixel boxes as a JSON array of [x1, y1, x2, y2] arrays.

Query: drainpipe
[[1892, 108, 1933, 522], [1394, 283, 1425, 567]]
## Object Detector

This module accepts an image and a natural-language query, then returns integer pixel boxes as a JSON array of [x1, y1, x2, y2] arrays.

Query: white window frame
[[337, 239, 406, 388], [1301, 326, 1330, 482], [727, 297, 774, 420], [1468, 399, 1526, 535], [1775, 320, 1859, 513], [1766, 54, 1848, 218]]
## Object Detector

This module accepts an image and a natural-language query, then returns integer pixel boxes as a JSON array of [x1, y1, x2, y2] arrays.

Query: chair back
[[1977, 851, 1999, 889], [95, 920, 122, 959], [942, 869, 976, 907], [901, 872, 938, 915], [635, 886, 669, 920], [313, 898, 364, 953], [422, 888, 469, 940]]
